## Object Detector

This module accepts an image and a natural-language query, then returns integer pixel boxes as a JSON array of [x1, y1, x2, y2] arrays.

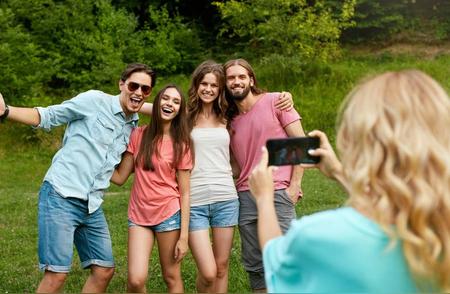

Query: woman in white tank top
[[187, 61, 239, 293], [186, 60, 294, 293]]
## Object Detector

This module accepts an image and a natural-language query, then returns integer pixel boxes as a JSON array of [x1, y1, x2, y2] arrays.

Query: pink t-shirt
[[230, 92, 301, 192], [127, 126, 193, 226]]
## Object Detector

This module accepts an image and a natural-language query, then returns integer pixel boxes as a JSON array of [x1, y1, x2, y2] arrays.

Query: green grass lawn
[[1, 51, 449, 292], [0, 123, 346, 292], [0, 124, 346, 293]]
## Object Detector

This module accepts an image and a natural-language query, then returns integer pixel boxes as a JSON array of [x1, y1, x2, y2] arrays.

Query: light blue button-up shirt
[[36, 90, 138, 213]]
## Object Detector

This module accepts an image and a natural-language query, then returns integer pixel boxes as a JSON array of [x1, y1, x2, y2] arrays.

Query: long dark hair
[[136, 84, 192, 171], [223, 58, 265, 123], [187, 60, 228, 129]]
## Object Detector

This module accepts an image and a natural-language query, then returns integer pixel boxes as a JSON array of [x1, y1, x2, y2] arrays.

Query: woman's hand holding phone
[[302, 131, 343, 179]]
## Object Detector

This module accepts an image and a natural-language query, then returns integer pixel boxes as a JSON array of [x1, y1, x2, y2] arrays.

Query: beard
[[226, 85, 251, 101]]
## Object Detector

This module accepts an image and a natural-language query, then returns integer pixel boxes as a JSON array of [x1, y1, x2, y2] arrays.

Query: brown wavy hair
[[187, 60, 228, 129], [337, 70, 450, 290], [136, 84, 192, 171], [223, 58, 265, 123]]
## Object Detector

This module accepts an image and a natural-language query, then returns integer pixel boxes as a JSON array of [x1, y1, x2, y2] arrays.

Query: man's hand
[[274, 91, 294, 111], [0, 93, 6, 116], [285, 184, 303, 204]]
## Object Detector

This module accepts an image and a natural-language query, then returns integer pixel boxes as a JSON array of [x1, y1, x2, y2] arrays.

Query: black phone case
[[266, 137, 320, 166]]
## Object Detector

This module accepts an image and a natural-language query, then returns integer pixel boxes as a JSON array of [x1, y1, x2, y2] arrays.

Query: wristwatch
[[0, 104, 9, 123]]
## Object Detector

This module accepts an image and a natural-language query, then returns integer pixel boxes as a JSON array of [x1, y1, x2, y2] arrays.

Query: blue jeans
[[128, 210, 181, 232], [189, 199, 239, 231], [38, 181, 114, 272]]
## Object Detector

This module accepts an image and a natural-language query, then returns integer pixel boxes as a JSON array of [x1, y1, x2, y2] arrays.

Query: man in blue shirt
[[0, 63, 155, 293]]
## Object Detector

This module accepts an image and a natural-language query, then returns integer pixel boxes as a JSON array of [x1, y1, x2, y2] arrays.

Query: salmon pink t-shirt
[[230, 92, 301, 192], [127, 126, 192, 226]]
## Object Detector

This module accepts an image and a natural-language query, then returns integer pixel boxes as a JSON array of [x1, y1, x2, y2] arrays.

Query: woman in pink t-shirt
[[111, 84, 193, 293]]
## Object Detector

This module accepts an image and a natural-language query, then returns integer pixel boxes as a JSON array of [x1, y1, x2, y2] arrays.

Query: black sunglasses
[[126, 81, 152, 96]]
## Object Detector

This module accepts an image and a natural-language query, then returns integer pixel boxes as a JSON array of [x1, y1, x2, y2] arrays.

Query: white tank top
[[190, 127, 238, 206]]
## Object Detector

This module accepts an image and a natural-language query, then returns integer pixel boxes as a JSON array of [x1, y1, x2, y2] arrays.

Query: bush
[[0, 0, 205, 106], [131, 6, 204, 75], [0, 6, 49, 104]]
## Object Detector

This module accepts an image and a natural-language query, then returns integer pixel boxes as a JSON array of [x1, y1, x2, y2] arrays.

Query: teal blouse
[[263, 207, 420, 293]]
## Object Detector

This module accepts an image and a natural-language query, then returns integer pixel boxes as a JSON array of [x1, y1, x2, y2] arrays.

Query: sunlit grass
[[1, 52, 449, 292]]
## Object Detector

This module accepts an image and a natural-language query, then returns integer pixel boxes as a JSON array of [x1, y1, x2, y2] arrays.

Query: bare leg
[[156, 230, 184, 293], [189, 230, 217, 293], [212, 227, 235, 293], [127, 226, 155, 293], [81, 265, 114, 293], [36, 271, 68, 293]]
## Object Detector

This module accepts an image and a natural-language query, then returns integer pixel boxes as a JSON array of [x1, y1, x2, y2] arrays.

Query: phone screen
[[266, 137, 320, 166]]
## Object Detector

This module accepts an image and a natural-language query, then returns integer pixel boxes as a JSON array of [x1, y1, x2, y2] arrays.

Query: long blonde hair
[[337, 70, 450, 290]]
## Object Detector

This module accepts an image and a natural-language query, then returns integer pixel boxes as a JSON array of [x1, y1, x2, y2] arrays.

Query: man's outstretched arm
[[0, 93, 41, 126]]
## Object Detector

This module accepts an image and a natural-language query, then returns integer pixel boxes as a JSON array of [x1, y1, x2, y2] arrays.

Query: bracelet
[[0, 104, 9, 123]]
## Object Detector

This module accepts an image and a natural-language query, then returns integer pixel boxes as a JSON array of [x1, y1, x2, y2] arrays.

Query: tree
[[340, 0, 407, 43], [0, 0, 205, 105], [0, 5, 48, 104], [214, 0, 356, 62], [341, 0, 450, 43]]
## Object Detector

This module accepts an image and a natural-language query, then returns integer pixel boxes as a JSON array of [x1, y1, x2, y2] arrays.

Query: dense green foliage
[[342, 0, 450, 42], [2, 0, 450, 105], [214, 0, 356, 62], [0, 0, 203, 105]]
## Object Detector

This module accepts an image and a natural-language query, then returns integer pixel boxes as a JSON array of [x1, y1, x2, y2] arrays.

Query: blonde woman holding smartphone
[[250, 70, 450, 292]]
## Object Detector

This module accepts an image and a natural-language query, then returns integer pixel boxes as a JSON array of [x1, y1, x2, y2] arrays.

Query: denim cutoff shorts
[[128, 210, 181, 232], [38, 181, 114, 273], [189, 198, 239, 231]]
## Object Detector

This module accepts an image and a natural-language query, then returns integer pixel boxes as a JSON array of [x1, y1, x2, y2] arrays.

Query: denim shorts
[[128, 210, 181, 233], [189, 198, 239, 231], [38, 181, 114, 273]]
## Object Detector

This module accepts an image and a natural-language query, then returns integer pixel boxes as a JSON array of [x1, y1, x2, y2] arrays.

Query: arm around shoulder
[[111, 152, 134, 186], [139, 102, 153, 116], [275, 91, 295, 111]]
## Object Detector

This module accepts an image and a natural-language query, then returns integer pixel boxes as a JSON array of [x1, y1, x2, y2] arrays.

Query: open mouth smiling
[[130, 97, 142, 106], [162, 106, 174, 114]]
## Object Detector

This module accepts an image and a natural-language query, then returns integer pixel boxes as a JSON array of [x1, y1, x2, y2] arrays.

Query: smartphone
[[266, 137, 320, 166]]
